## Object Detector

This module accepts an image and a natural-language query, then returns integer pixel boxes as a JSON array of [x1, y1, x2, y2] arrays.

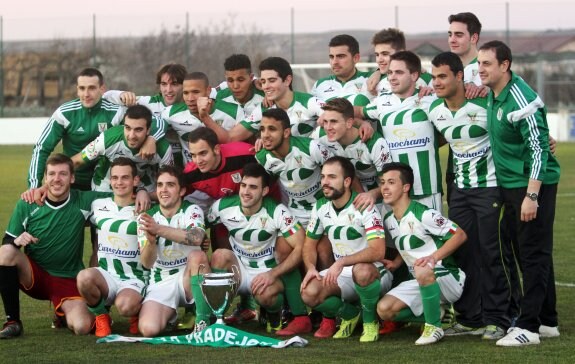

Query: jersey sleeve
[[310, 139, 333, 166], [361, 205, 385, 241], [421, 209, 458, 241], [28, 112, 66, 188], [239, 106, 263, 134], [80, 132, 107, 162], [206, 199, 222, 226], [274, 204, 302, 238], [507, 97, 550, 181], [363, 101, 379, 121], [149, 114, 167, 141], [185, 204, 206, 231], [5, 201, 29, 238], [371, 137, 392, 175], [307, 96, 325, 117], [305, 203, 324, 239]]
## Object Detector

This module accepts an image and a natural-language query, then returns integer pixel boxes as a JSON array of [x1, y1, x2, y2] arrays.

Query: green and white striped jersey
[[240, 92, 324, 138], [368, 93, 441, 197], [28, 99, 126, 189], [90, 198, 149, 283], [383, 200, 462, 279], [318, 131, 392, 192], [464, 58, 481, 86], [103, 91, 167, 118], [428, 97, 497, 189], [207, 195, 302, 269], [147, 201, 205, 283], [80, 125, 173, 192], [360, 73, 433, 101], [162, 101, 244, 163], [255, 136, 333, 212], [311, 71, 371, 106], [306, 192, 385, 260], [216, 87, 265, 116]]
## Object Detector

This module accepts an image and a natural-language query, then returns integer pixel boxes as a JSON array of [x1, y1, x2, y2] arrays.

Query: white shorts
[[319, 264, 393, 302], [96, 267, 146, 306], [237, 263, 272, 296], [414, 193, 443, 214], [143, 270, 192, 310], [386, 272, 465, 316]]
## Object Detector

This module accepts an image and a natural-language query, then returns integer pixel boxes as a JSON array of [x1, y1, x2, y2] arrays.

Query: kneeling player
[[301, 157, 392, 342], [376, 163, 467, 345], [77, 158, 148, 337], [137, 166, 207, 336], [189, 163, 312, 336]]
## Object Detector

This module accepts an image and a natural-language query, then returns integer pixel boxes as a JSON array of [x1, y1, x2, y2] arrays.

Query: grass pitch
[[0, 144, 574, 363]]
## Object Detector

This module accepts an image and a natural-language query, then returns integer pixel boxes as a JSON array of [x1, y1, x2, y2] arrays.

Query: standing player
[[428, 52, 511, 339], [362, 51, 442, 212], [361, 28, 432, 100], [478, 40, 560, 346], [137, 166, 207, 337], [72, 105, 173, 193], [76, 158, 148, 337], [201, 56, 326, 143], [216, 54, 265, 116], [301, 157, 391, 342], [162, 72, 245, 167], [200, 163, 312, 336], [376, 162, 467, 345], [318, 98, 392, 211], [311, 34, 371, 107], [28, 68, 124, 190], [0, 154, 110, 338]]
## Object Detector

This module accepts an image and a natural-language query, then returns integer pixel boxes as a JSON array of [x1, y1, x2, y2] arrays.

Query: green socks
[[393, 307, 426, 323], [87, 298, 108, 316], [420, 281, 441, 327], [355, 280, 381, 323], [280, 269, 308, 316], [190, 275, 211, 323]]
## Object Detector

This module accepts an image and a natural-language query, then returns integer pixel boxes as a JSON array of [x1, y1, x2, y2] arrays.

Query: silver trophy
[[198, 265, 239, 325]]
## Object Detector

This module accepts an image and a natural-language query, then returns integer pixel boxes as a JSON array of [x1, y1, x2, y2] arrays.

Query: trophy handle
[[230, 264, 240, 295]]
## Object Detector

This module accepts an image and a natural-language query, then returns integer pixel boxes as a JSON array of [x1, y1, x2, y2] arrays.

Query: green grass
[[1, 144, 574, 363]]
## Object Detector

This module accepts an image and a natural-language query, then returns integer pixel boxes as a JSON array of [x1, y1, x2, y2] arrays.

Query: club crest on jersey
[[348, 213, 355, 224], [98, 123, 108, 132], [467, 112, 477, 122], [497, 108, 503, 121], [283, 215, 293, 226], [320, 148, 330, 161], [433, 214, 447, 227], [231, 173, 242, 183], [408, 221, 415, 233], [355, 82, 362, 91], [472, 69, 478, 78], [260, 217, 268, 227], [372, 216, 382, 228], [295, 111, 303, 120], [294, 156, 303, 167], [215, 119, 224, 126], [221, 187, 234, 195], [83, 142, 99, 159], [357, 150, 364, 159]]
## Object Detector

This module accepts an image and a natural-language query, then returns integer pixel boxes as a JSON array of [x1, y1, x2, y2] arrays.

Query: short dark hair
[[184, 72, 210, 87], [321, 98, 354, 120], [324, 156, 355, 181], [125, 104, 153, 129], [156, 63, 187, 85], [262, 108, 291, 130], [371, 28, 406, 51], [77, 68, 104, 86], [329, 34, 360, 56], [448, 12, 482, 38], [157, 165, 184, 187], [224, 54, 252, 73], [381, 162, 414, 193], [479, 40, 513, 71], [390, 51, 422, 77], [110, 157, 137, 177], [46, 153, 74, 175], [431, 52, 464, 76], [242, 163, 271, 188], [259, 57, 293, 90], [188, 127, 219, 149]]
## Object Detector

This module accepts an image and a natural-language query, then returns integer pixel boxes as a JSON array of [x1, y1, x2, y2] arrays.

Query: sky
[[1, 0, 574, 41]]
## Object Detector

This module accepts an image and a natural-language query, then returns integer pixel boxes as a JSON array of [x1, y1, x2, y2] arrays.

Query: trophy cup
[[198, 265, 239, 325]]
